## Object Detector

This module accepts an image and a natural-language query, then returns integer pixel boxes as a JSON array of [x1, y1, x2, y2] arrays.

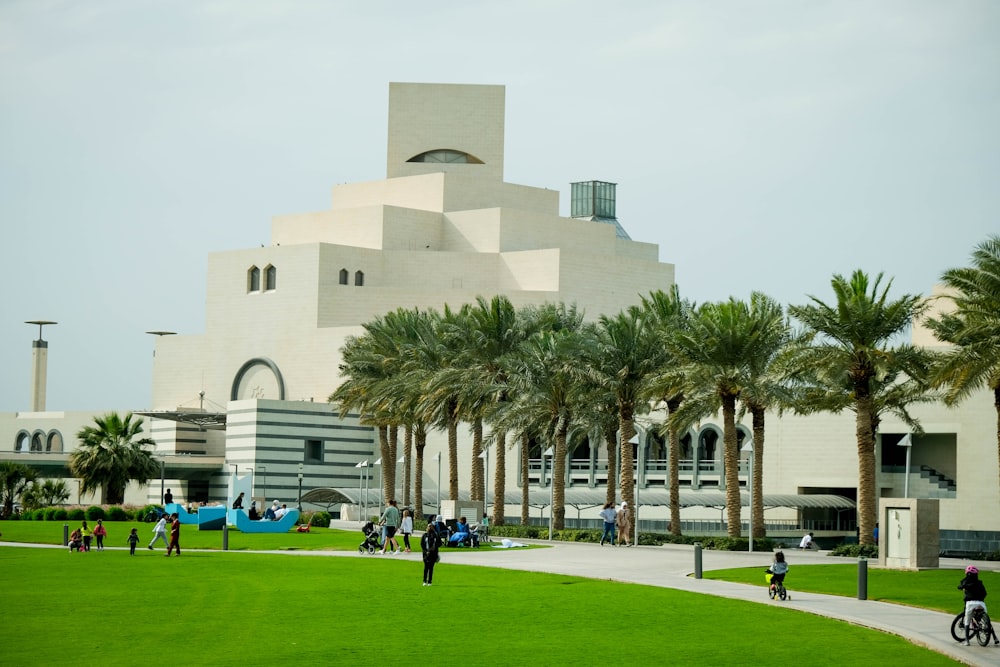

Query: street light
[[897, 433, 913, 498], [543, 447, 554, 541], [478, 445, 491, 518], [432, 452, 442, 513], [297, 463, 304, 512], [355, 460, 369, 520], [741, 437, 755, 553]]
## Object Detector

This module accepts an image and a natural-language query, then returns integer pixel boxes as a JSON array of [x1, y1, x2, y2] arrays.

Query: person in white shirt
[[799, 532, 814, 549], [274, 503, 288, 520], [149, 516, 169, 550]]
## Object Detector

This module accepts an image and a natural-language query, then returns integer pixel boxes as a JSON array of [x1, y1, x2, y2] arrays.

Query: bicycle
[[765, 570, 789, 601], [950, 606, 999, 646]]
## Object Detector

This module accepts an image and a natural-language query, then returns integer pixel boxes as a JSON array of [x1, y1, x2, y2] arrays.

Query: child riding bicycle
[[958, 565, 995, 646], [766, 551, 789, 594]]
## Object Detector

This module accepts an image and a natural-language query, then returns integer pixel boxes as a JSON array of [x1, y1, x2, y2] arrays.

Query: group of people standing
[[598, 501, 632, 546], [149, 513, 182, 556]]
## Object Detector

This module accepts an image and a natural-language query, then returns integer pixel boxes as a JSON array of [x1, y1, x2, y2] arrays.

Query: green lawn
[[703, 564, 998, 614], [0, 534, 963, 666]]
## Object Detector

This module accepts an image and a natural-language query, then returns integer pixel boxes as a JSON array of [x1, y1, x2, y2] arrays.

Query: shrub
[[107, 506, 128, 521], [31, 509, 46, 521], [45, 508, 59, 521], [67, 508, 85, 520], [831, 544, 879, 559], [85, 506, 106, 521], [310, 511, 331, 527], [53, 508, 68, 521]]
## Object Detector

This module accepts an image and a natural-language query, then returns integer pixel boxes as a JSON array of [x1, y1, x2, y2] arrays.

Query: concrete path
[[5, 526, 997, 666]]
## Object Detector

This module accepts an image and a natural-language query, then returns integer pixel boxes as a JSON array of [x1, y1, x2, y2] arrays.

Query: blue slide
[[164, 503, 227, 530], [233, 508, 300, 533]]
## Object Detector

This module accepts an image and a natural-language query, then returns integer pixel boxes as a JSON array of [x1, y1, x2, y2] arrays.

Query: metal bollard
[[857, 557, 868, 600], [63, 524, 69, 546], [222, 523, 229, 551], [694, 542, 703, 579]]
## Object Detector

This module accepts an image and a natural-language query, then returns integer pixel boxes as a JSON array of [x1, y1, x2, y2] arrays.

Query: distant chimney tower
[[25, 320, 57, 412], [570, 180, 631, 240]]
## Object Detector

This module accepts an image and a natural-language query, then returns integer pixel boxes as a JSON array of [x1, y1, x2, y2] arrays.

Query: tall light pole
[[355, 460, 368, 520], [297, 463, 304, 512], [544, 447, 554, 541], [897, 433, 913, 498], [478, 446, 491, 518], [26, 320, 57, 412], [396, 455, 405, 506], [741, 438, 754, 553]]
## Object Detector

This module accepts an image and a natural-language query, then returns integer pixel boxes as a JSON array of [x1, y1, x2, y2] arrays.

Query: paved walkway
[[5, 527, 997, 666]]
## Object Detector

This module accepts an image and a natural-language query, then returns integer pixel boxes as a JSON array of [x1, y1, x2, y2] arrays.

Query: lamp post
[[741, 438, 754, 553], [543, 447, 554, 541], [297, 463, 304, 512], [355, 460, 369, 520], [478, 445, 491, 518], [897, 433, 913, 498]]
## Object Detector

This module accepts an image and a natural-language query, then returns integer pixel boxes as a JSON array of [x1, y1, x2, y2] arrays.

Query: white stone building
[[2, 83, 996, 554]]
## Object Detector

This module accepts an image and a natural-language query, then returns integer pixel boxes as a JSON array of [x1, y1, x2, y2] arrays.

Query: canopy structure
[[300, 487, 855, 512], [134, 410, 227, 430]]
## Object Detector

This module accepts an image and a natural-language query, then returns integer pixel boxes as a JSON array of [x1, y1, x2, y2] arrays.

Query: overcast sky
[[1, 1, 997, 412]]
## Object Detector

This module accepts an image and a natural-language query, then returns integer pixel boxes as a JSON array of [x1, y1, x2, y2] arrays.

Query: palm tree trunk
[[994, 385, 1000, 497], [667, 395, 682, 536], [414, 425, 427, 520], [471, 418, 483, 502], [604, 424, 617, 506], [448, 418, 459, 501], [722, 393, 741, 537], [386, 425, 398, 502], [403, 425, 412, 507], [520, 433, 529, 525], [856, 392, 877, 545], [554, 422, 568, 531], [619, 412, 636, 536], [377, 425, 390, 504], [751, 406, 765, 539], [494, 430, 506, 525]]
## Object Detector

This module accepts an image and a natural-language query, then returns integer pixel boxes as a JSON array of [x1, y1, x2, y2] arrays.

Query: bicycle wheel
[[778, 585, 788, 601], [951, 612, 966, 643], [768, 584, 776, 600], [976, 613, 992, 647]]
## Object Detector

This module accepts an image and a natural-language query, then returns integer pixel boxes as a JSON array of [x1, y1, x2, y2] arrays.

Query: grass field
[[0, 520, 964, 666], [703, 564, 998, 614]]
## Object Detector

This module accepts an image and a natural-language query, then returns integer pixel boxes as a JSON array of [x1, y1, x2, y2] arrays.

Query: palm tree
[[787, 271, 933, 545], [668, 297, 774, 537], [22, 478, 71, 509], [738, 292, 795, 539], [927, 235, 1000, 490], [586, 307, 664, 538], [0, 462, 39, 517], [70, 412, 158, 505]]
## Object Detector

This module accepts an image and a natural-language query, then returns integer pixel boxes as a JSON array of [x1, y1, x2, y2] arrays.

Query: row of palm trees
[[330, 235, 1000, 545]]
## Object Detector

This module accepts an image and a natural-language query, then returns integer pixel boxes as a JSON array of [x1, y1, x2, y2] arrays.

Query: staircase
[[881, 465, 956, 499]]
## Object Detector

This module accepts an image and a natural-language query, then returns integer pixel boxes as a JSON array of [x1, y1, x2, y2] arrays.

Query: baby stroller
[[358, 521, 382, 554]]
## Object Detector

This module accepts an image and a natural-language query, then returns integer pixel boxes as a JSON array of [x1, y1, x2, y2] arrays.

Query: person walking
[[93, 519, 107, 551], [127, 528, 140, 556], [149, 515, 169, 550], [400, 508, 414, 553], [166, 513, 181, 557], [598, 502, 617, 546], [616, 501, 631, 546], [421, 523, 442, 586], [379, 499, 402, 554]]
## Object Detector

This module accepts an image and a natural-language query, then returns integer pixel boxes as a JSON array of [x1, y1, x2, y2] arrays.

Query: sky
[[1, 1, 997, 412]]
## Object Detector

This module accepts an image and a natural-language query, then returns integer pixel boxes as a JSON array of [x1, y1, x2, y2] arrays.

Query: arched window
[[354, 270, 364, 286], [339, 268, 349, 285], [247, 266, 261, 292], [264, 265, 276, 291], [47, 430, 63, 453], [30, 431, 43, 452], [14, 431, 29, 452]]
